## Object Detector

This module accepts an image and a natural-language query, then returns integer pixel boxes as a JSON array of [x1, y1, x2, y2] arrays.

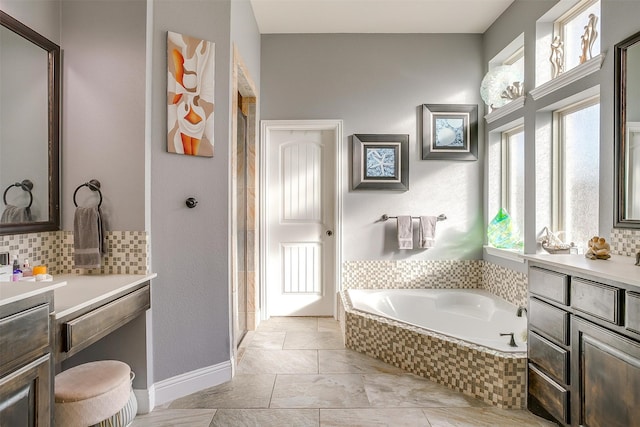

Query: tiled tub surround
[[342, 259, 527, 307], [0, 230, 149, 275], [341, 291, 527, 409], [340, 259, 528, 409]]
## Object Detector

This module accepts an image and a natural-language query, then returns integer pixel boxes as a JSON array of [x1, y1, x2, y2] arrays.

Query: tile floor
[[131, 317, 555, 426]]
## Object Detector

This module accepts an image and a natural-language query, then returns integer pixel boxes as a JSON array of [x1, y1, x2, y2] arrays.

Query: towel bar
[[2, 179, 33, 208], [381, 214, 447, 222], [73, 179, 103, 208]]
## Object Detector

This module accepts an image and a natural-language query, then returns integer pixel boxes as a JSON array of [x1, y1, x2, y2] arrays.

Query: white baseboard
[[152, 360, 232, 407], [133, 385, 155, 414]]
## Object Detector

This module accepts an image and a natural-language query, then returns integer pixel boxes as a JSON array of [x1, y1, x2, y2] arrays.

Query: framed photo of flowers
[[352, 134, 409, 191], [422, 104, 478, 160]]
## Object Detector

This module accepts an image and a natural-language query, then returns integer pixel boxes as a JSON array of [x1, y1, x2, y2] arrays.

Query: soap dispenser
[[22, 258, 33, 277]]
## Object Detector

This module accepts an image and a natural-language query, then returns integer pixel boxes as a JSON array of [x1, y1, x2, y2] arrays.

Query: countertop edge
[[521, 254, 640, 288]]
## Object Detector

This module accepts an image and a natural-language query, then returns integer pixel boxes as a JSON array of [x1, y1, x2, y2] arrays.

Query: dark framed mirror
[[0, 11, 60, 235]]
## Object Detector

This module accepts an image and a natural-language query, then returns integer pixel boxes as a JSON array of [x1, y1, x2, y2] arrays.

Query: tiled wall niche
[[0, 230, 149, 275]]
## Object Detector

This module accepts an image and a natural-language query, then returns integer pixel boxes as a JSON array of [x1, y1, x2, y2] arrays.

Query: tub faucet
[[500, 332, 517, 347], [517, 306, 527, 317]]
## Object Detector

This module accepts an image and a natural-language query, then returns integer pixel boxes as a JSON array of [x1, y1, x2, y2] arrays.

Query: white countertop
[[522, 253, 640, 288], [0, 273, 156, 316], [0, 279, 68, 307]]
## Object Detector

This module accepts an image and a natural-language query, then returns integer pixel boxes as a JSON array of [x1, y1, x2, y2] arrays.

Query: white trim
[[530, 54, 604, 101], [260, 120, 343, 320], [152, 361, 232, 406], [133, 385, 155, 415], [484, 245, 525, 263], [484, 96, 525, 124]]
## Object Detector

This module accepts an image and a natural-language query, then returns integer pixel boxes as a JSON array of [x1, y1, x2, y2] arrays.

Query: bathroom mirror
[[0, 11, 60, 235]]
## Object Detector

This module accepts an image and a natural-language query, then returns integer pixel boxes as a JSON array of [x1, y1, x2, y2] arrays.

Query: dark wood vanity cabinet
[[527, 263, 640, 427], [0, 292, 54, 426]]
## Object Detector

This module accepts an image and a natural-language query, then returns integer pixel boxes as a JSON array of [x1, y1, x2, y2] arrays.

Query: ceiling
[[249, 0, 516, 34]]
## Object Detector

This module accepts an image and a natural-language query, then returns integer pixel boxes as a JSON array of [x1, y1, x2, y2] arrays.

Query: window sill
[[484, 96, 525, 124], [530, 54, 605, 101], [484, 245, 525, 263]]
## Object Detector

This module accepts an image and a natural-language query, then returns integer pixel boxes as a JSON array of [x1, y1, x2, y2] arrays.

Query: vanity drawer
[[626, 292, 640, 335], [529, 267, 569, 305], [0, 303, 50, 374], [63, 285, 150, 354], [528, 363, 570, 425], [529, 331, 569, 385], [571, 278, 621, 325], [529, 297, 570, 345]]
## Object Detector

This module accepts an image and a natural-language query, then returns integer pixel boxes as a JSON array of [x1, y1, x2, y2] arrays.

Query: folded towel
[[74, 206, 106, 269], [397, 215, 413, 250], [419, 215, 437, 249], [0, 205, 32, 224]]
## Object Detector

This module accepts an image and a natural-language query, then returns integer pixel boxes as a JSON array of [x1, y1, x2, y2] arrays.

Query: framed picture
[[167, 31, 215, 157], [422, 104, 478, 160], [352, 134, 409, 191]]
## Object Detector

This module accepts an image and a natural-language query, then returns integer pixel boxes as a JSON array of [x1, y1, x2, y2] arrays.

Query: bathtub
[[347, 288, 527, 353], [341, 288, 528, 408]]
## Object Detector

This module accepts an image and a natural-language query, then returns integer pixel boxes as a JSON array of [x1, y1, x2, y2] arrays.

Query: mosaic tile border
[[342, 260, 483, 290], [341, 292, 527, 409], [0, 230, 149, 275], [610, 228, 640, 256], [342, 259, 527, 307]]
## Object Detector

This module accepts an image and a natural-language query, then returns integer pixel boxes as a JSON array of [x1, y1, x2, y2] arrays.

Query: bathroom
[[1, 0, 640, 425]]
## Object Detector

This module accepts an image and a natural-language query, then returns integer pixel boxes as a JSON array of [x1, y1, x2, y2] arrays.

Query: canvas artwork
[[167, 31, 215, 157]]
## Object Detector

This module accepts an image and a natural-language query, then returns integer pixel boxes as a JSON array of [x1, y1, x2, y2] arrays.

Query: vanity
[[523, 254, 640, 427], [0, 274, 154, 425]]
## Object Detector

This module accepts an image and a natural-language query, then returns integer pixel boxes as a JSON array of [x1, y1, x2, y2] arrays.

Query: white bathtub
[[347, 288, 527, 353]]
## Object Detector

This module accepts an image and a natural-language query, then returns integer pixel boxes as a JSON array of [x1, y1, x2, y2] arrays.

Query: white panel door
[[266, 125, 337, 316]]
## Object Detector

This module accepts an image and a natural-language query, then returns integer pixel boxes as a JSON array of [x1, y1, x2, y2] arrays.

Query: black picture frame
[[422, 104, 478, 161], [352, 134, 409, 191]]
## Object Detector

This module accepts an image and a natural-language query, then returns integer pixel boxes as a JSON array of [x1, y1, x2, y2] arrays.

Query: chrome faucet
[[517, 306, 528, 317]]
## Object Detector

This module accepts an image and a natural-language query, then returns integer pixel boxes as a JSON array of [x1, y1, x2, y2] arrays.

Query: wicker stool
[[55, 360, 135, 427]]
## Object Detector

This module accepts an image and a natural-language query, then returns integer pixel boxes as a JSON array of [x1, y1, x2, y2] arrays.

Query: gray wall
[[481, 0, 640, 270], [261, 33, 485, 261], [150, 0, 262, 384], [60, 0, 147, 231]]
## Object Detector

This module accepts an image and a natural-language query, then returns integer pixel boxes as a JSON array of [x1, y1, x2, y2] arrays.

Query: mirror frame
[[0, 11, 60, 236]]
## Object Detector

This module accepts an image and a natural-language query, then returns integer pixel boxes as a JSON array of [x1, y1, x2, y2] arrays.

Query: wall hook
[[185, 197, 198, 208]]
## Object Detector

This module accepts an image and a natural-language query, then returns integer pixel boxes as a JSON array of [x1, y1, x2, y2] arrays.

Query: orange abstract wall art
[[167, 31, 215, 157]]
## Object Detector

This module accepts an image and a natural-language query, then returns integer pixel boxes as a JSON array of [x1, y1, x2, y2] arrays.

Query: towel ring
[[73, 179, 102, 208], [2, 179, 34, 208]]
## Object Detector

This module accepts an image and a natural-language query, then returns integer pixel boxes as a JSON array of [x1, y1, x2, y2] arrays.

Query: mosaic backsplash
[[342, 259, 526, 307], [610, 228, 640, 256], [0, 230, 149, 275], [342, 260, 483, 290]]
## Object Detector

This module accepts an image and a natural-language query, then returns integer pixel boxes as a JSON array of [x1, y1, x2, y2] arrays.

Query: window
[[553, 98, 600, 249], [501, 126, 525, 243], [554, 0, 600, 73], [503, 47, 524, 83]]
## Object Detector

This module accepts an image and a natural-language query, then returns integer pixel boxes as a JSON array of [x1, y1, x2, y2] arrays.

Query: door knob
[[326, 230, 333, 237]]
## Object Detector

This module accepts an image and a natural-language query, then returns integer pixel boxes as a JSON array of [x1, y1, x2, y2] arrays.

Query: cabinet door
[[572, 318, 640, 427], [0, 354, 51, 427]]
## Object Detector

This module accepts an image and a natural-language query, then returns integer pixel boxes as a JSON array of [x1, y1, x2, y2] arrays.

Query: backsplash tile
[[0, 230, 149, 275], [342, 259, 526, 307], [610, 228, 640, 256]]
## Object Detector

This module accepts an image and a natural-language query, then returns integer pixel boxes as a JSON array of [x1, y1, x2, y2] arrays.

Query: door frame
[[260, 119, 343, 320]]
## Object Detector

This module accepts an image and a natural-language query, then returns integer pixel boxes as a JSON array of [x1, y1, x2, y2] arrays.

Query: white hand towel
[[419, 216, 437, 249], [397, 215, 413, 250]]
